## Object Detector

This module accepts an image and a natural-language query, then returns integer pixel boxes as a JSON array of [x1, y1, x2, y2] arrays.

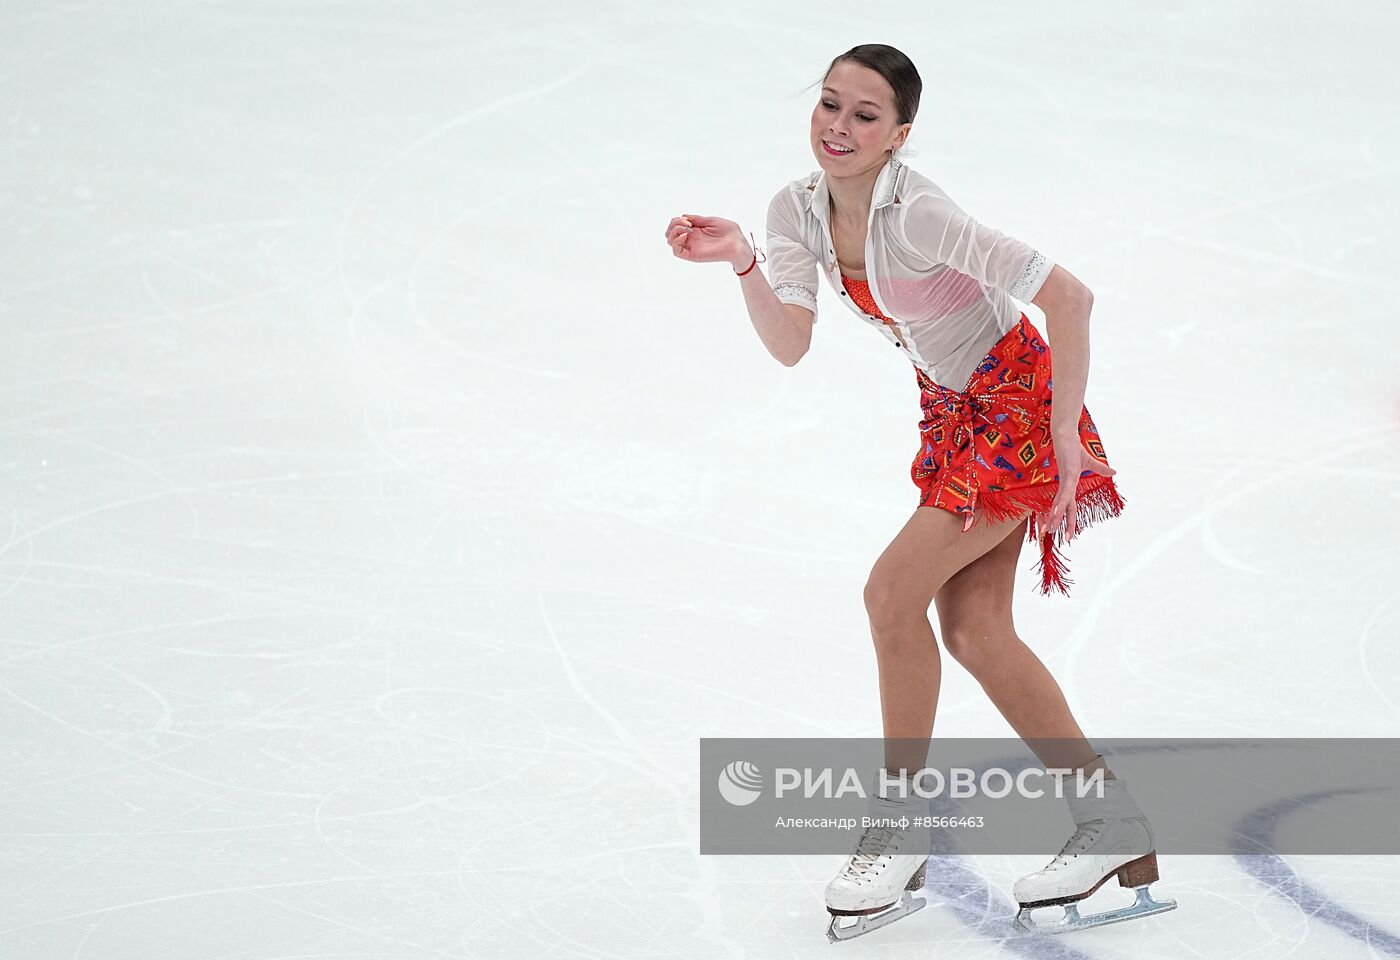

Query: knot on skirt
[[907, 317, 1126, 598]]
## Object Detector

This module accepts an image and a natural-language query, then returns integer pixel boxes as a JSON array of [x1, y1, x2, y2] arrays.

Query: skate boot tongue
[[1053, 821, 1103, 861], [862, 787, 932, 861], [1064, 776, 1145, 825], [842, 823, 898, 878], [869, 779, 930, 815]]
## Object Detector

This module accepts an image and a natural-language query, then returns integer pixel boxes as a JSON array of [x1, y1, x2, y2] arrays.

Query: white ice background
[[2, 1, 1399, 958]]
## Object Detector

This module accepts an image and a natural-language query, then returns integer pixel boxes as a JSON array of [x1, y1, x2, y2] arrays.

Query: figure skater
[[664, 44, 1175, 942]]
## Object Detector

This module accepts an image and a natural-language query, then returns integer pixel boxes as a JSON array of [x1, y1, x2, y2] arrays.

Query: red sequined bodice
[[841, 272, 907, 348], [839, 273, 890, 320]]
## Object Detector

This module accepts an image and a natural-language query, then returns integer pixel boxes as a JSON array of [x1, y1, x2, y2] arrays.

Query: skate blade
[[826, 891, 928, 943], [1014, 884, 1177, 935]]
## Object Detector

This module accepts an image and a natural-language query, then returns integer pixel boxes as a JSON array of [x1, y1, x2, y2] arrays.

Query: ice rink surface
[[2, 1, 1399, 956]]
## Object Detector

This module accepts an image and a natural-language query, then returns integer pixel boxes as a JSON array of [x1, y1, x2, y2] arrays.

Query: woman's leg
[[863, 505, 1035, 776], [932, 515, 1108, 777]]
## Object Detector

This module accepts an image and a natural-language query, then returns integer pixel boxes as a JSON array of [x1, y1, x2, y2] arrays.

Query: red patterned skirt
[[911, 313, 1126, 597]]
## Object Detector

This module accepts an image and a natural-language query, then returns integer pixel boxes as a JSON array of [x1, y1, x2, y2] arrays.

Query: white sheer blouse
[[764, 156, 1055, 389]]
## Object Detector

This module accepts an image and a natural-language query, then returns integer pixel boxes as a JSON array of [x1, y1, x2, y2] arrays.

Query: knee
[[862, 576, 929, 645], [941, 624, 1019, 675]]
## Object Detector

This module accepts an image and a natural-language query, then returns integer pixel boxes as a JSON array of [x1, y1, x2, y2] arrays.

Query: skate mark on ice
[[921, 851, 1100, 957], [1233, 787, 1400, 956]]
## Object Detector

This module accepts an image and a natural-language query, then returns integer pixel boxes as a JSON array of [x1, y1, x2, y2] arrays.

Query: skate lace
[[842, 824, 897, 878], [1049, 821, 1103, 866]]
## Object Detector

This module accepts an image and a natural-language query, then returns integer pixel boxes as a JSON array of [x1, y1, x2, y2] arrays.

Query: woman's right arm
[[732, 237, 813, 367], [664, 188, 818, 367]]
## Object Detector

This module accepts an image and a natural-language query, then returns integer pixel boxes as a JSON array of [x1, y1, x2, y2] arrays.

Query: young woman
[[665, 44, 1174, 942]]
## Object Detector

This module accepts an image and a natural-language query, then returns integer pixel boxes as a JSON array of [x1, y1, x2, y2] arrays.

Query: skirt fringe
[[971, 473, 1126, 596]]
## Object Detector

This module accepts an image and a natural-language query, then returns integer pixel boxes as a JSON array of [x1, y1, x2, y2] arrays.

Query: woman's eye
[[821, 101, 876, 122]]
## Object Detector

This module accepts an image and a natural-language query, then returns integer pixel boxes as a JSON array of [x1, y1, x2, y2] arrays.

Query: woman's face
[[810, 61, 909, 175]]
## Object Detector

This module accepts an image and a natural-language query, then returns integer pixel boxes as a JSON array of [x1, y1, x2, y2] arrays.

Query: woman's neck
[[828, 189, 870, 231], [825, 158, 885, 227]]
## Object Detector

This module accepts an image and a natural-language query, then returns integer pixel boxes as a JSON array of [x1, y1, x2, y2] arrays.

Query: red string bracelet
[[734, 231, 767, 276]]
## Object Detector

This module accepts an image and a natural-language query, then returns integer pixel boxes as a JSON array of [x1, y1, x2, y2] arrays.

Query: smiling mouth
[[822, 140, 855, 156]]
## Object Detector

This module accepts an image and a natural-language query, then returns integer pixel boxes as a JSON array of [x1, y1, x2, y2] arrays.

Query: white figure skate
[[825, 789, 933, 942], [1013, 777, 1177, 934]]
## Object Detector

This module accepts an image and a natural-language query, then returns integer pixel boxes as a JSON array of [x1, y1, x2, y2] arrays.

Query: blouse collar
[[801, 155, 906, 230]]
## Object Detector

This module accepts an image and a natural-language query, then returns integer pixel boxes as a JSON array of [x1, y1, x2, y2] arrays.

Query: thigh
[[867, 506, 1031, 613], [932, 515, 1027, 642]]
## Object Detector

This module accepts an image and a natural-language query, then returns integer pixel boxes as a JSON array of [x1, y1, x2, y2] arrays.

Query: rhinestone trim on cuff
[[1010, 250, 1049, 300], [773, 281, 817, 309]]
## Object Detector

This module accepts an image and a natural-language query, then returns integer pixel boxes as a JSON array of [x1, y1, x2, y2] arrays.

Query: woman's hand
[[1041, 432, 1116, 542], [664, 213, 751, 268]]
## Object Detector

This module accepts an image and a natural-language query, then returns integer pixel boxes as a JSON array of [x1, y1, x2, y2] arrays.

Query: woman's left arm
[[1031, 264, 1108, 540], [1031, 264, 1094, 439]]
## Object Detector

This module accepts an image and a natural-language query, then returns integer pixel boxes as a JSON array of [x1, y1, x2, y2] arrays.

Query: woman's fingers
[[1047, 490, 1076, 541], [1046, 446, 1081, 540], [664, 216, 694, 241], [666, 214, 706, 260], [665, 220, 692, 257]]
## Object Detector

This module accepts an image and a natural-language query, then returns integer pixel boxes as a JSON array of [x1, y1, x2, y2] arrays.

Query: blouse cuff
[[773, 281, 818, 315], [1009, 250, 1053, 302]]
